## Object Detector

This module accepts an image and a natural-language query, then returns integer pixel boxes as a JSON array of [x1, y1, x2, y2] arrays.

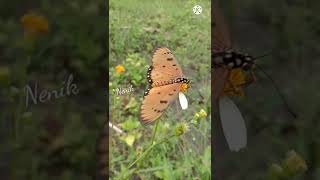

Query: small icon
[[193, 5, 202, 15]]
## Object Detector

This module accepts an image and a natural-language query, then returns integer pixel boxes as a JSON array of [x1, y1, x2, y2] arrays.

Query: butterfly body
[[141, 47, 189, 124], [213, 49, 254, 71]]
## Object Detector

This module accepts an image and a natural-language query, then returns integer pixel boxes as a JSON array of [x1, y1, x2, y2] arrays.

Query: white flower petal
[[179, 92, 188, 110], [219, 96, 247, 151]]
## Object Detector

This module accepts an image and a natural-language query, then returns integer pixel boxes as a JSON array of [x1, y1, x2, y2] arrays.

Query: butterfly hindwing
[[141, 83, 180, 124], [212, 67, 230, 100]]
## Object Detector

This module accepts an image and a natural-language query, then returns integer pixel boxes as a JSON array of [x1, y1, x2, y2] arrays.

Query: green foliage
[[215, 1, 318, 179], [0, 0, 106, 179], [109, 0, 211, 179]]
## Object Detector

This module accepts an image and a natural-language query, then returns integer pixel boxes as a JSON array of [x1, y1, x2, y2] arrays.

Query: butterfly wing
[[219, 96, 247, 151], [141, 83, 180, 124], [213, 1, 232, 53], [212, 67, 230, 101], [212, 1, 232, 99], [150, 47, 183, 86]]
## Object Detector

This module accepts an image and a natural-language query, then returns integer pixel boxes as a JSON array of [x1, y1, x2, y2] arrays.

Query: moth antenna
[[254, 64, 297, 119]]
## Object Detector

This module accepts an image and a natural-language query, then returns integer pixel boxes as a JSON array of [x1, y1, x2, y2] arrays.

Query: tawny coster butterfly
[[140, 47, 189, 124], [212, 1, 296, 151], [212, 1, 249, 152]]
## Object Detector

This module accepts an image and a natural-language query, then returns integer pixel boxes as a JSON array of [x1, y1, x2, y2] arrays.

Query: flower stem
[[150, 119, 159, 145], [128, 120, 175, 169]]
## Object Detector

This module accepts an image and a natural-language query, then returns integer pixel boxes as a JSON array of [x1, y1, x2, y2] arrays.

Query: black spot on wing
[[160, 100, 168, 104], [153, 108, 163, 113], [167, 58, 173, 61]]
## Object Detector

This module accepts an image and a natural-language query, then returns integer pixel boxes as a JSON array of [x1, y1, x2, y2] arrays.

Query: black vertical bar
[[96, 0, 109, 180]]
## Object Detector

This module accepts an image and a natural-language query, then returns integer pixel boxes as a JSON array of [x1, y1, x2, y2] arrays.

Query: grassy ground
[[109, 0, 211, 179]]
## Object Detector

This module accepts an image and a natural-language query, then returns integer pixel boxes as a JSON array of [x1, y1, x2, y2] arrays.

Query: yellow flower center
[[180, 83, 189, 92], [174, 123, 190, 136], [221, 68, 247, 96]]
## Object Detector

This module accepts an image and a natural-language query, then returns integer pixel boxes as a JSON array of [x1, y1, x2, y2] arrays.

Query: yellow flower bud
[[199, 109, 207, 117], [180, 83, 189, 92], [174, 123, 189, 136]]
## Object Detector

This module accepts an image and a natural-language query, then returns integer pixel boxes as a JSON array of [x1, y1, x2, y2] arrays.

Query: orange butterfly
[[140, 47, 189, 124], [212, 1, 255, 151]]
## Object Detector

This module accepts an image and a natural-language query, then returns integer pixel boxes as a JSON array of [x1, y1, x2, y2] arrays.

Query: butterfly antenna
[[253, 51, 274, 61], [255, 64, 297, 119]]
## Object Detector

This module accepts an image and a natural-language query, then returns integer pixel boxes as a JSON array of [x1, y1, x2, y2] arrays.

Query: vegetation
[[0, 0, 105, 179], [109, 0, 211, 179], [215, 0, 317, 179]]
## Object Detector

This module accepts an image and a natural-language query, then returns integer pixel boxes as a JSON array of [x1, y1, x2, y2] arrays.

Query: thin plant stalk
[[128, 120, 175, 169]]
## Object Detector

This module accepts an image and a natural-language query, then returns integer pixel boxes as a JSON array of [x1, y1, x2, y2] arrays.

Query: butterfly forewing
[[212, 1, 233, 99], [213, 1, 232, 53], [151, 47, 183, 86], [141, 83, 180, 124]]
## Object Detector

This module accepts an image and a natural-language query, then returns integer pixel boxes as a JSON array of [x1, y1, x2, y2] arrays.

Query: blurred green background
[[109, 0, 211, 179], [0, 0, 106, 179], [216, 0, 320, 179], [1, 0, 319, 179]]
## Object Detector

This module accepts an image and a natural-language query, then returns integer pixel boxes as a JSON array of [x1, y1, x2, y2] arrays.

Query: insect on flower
[[212, 1, 296, 151], [140, 47, 189, 124]]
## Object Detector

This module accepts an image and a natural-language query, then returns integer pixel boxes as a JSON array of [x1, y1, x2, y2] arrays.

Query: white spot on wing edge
[[179, 92, 188, 110]]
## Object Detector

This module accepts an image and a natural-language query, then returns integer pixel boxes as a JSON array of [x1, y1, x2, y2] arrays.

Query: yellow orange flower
[[21, 13, 49, 35], [221, 68, 247, 96], [180, 83, 189, 92], [115, 65, 125, 73]]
